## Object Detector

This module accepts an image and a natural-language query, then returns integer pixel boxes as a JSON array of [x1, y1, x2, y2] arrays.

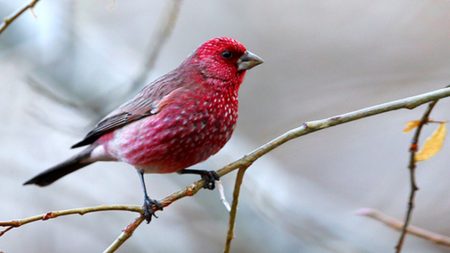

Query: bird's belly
[[106, 106, 237, 173]]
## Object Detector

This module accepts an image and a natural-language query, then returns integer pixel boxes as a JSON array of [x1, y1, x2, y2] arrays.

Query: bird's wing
[[71, 71, 186, 148]]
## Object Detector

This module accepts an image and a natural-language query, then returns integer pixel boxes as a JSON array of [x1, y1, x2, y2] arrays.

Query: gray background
[[0, 0, 449, 252]]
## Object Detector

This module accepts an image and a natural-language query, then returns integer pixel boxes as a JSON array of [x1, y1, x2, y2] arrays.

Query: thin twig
[[103, 216, 145, 253], [0, 205, 142, 236], [224, 168, 248, 253], [27, 77, 85, 109], [2, 87, 450, 251], [0, 0, 40, 35], [0, 226, 14, 237], [128, 0, 182, 91], [357, 208, 450, 247], [395, 100, 439, 253]]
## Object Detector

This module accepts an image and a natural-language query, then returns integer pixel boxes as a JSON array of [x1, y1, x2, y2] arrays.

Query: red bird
[[24, 37, 263, 222]]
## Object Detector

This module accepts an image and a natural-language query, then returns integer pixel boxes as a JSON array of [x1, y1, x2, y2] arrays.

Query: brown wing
[[71, 110, 153, 148], [71, 70, 186, 148]]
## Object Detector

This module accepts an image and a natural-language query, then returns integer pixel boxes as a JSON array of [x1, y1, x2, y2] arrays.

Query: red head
[[187, 37, 263, 87]]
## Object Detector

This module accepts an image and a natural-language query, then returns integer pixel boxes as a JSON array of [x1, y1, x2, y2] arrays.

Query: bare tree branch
[[0, 205, 142, 236], [224, 168, 247, 253], [128, 0, 182, 92], [1, 86, 450, 251], [395, 100, 439, 253], [104, 216, 145, 253], [0, 0, 40, 35], [357, 208, 450, 247]]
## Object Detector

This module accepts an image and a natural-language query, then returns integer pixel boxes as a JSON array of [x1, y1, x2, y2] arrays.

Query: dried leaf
[[415, 123, 447, 162], [403, 120, 421, 133]]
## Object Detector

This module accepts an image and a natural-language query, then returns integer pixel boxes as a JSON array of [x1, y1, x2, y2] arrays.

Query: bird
[[24, 37, 263, 222]]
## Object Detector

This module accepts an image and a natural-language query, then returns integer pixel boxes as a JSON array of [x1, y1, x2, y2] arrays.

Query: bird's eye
[[221, 51, 233, 59]]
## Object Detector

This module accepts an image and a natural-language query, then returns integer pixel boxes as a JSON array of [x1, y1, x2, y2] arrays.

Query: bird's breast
[[107, 91, 239, 173]]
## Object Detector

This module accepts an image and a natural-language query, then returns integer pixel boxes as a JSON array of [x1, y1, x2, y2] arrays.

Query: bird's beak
[[237, 51, 264, 71]]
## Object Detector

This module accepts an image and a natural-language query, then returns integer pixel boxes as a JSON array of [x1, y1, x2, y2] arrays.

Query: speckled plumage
[[24, 37, 263, 187], [97, 37, 246, 173], [103, 79, 239, 173]]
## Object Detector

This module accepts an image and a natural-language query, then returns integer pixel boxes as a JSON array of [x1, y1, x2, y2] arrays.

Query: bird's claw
[[143, 197, 163, 223], [202, 171, 220, 190]]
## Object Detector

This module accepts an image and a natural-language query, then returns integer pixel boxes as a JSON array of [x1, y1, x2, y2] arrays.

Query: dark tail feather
[[23, 147, 94, 187]]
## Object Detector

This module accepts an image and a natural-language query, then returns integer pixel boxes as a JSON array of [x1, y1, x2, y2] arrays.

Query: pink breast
[[106, 92, 238, 173]]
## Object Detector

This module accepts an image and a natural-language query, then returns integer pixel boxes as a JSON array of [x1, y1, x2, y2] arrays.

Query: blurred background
[[1, 0, 449, 252]]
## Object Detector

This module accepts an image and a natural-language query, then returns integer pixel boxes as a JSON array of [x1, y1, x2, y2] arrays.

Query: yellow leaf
[[415, 123, 447, 162], [403, 120, 421, 133]]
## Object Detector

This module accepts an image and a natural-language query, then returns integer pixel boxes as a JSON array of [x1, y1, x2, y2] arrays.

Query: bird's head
[[189, 37, 263, 87]]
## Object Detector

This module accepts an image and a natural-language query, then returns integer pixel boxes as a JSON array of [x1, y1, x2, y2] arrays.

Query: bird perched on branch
[[24, 37, 263, 222]]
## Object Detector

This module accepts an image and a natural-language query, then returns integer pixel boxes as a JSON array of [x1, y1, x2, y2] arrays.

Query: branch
[[104, 216, 145, 253], [0, 205, 142, 236], [103, 86, 450, 251], [395, 100, 439, 253], [357, 208, 450, 247], [0, 0, 40, 35], [128, 0, 182, 92], [224, 168, 248, 253], [2, 87, 450, 251]]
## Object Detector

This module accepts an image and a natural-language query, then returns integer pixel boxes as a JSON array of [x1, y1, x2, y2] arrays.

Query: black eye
[[221, 51, 233, 59]]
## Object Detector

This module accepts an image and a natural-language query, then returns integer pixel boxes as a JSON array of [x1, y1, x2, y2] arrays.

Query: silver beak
[[237, 51, 264, 71]]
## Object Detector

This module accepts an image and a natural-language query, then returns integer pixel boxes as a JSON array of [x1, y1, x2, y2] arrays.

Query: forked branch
[[1, 87, 450, 252], [395, 100, 439, 253]]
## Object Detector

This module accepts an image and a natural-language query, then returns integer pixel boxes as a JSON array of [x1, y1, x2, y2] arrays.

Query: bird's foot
[[177, 169, 220, 190], [142, 197, 163, 223], [201, 171, 220, 190]]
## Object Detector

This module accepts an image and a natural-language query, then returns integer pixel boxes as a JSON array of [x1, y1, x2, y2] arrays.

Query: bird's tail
[[23, 147, 94, 187]]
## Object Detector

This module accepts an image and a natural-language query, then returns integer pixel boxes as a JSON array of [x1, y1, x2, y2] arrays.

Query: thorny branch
[[357, 208, 450, 247], [395, 100, 439, 253], [1, 87, 450, 252], [0, 0, 40, 35]]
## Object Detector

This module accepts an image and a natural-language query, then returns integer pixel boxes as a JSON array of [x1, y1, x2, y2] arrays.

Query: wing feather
[[71, 70, 187, 148]]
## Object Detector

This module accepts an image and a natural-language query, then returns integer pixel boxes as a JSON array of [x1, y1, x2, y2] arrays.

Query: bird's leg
[[137, 170, 163, 223], [178, 169, 220, 190]]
